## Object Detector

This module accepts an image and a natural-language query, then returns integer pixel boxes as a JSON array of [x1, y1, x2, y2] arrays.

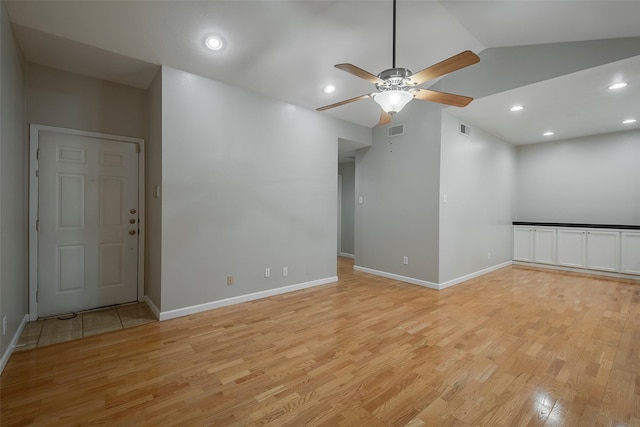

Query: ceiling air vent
[[459, 123, 471, 137], [387, 123, 405, 138]]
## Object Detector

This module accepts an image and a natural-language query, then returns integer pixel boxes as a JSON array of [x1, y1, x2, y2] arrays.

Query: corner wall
[[145, 68, 162, 310], [1, 0, 27, 371]]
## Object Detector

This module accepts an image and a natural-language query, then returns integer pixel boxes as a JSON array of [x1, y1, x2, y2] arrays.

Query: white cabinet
[[513, 227, 555, 264], [586, 230, 620, 272], [513, 225, 640, 276], [533, 228, 556, 264], [556, 229, 586, 268], [621, 232, 640, 274], [513, 227, 533, 262]]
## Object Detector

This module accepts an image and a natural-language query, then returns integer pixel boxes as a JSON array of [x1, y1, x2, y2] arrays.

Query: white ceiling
[[5, 1, 640, 144]]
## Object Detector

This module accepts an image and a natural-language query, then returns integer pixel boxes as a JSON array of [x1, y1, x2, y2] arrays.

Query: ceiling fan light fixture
[[373, 90, 413, 114]]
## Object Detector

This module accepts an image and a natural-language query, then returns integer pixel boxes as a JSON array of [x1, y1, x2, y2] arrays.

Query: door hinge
[[35, 169, 39, 178], [36, 148, 39, 160], [135, 144, 141, 154], [36, 219, 39, 231], [36, 290, 39, 303]]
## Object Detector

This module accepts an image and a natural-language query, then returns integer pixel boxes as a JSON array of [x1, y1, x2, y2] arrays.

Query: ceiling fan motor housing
[[376, 68, 413, 91]]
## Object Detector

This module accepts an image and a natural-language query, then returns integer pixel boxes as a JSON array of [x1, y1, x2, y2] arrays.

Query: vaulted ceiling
[[5, 1, 640, 145]]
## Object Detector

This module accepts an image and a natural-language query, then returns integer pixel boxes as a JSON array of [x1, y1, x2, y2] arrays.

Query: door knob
[[129, 230, 136, 235]]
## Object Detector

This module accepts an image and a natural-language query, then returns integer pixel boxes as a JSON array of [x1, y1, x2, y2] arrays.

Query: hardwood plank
[[2, 258, 640, 425]]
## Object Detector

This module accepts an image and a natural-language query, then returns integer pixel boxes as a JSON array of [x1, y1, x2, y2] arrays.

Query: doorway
[[29, 125, 145, 320]]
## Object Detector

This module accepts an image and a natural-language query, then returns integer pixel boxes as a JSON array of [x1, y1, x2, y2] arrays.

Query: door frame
[[337, 174, 342, 256], [29, 124, 146, 321]]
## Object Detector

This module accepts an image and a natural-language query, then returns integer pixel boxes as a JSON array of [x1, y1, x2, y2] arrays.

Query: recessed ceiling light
[[204, 34, 226, 52], [622, 118, 637, 124], [510, 105, 524, 112], [323, 84, 336, 94], [543, 131, 554, 136], [608, 82, 627, 90]]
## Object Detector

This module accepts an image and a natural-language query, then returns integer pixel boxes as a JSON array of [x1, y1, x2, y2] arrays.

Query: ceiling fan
[[317, 0, 480, 125]]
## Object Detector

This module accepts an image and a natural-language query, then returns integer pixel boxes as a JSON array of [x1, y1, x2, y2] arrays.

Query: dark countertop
[[513, 222, 640, 230]]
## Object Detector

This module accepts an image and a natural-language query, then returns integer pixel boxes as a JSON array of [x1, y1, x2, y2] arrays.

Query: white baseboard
[[353, 266, 439, 289], [339, 253, 355, 259], [143, 296, 161, 320], [157, 276, 338, 321], [354, 261, 513, 291], [0, 314, 29, 375], [438, 261, 513, 290]]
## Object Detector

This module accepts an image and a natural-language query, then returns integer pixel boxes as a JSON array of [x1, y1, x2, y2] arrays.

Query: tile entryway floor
[[14, 302, 156, 351]]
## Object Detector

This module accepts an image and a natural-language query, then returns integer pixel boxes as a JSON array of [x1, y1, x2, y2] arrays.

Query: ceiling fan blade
[[406, 50, 480, 86], [412, 88, 473, 107], [335, 64, 385, 85], [379, 111, 393, 125], [316, 94, 371, 111]]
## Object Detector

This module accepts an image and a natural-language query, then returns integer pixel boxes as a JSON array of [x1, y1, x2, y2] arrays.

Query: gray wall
[[1, 2, 27, 362], [355, 102, 442, 283], [159, 66, 370, 312], [439, 112, 517, 283], [145, 68, 162, 308], [517, 129, 640, 224], [338, 161, 355, 256], [26, 63, 148, 139]]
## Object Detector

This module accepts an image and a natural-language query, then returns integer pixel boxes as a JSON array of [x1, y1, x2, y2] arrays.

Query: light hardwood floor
[[2, 258, 639, 426]]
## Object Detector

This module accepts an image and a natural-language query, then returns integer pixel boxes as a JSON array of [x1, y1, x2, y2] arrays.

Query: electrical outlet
[[265, 268, 271, 278], [282, 267, 288, 277], [227, 275, 233, 286], [403, 256, 409, 265], [2, 316, 7, 335]]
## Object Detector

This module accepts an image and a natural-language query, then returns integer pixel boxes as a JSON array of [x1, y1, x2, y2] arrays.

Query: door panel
[[38, 131, 139, 317]]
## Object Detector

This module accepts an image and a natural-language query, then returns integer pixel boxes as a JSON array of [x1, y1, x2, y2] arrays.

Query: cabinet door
[[621, 232, 640, 275], [534, 228, 556, 264], [556, 229, 586, 268], [586, 230, 620, 272], [513, 227, 533, 262]]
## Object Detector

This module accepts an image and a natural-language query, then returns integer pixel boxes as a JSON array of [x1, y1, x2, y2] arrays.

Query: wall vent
[[459, 123, 471, 137], [387, 123, 405, 138]]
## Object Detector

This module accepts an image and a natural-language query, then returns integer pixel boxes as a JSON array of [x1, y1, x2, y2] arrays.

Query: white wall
[[159, 66, 370, 313], [355, 102, 442, 283], [1, 1, 27, 367], [26, 63, 148, 139], [338, 161, 355, 256], [517, 129, 640, 224], [439, 112, 517, 283]]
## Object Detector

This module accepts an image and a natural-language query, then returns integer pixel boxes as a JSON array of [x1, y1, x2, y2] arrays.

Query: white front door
[[38, 131, 139, 317]]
